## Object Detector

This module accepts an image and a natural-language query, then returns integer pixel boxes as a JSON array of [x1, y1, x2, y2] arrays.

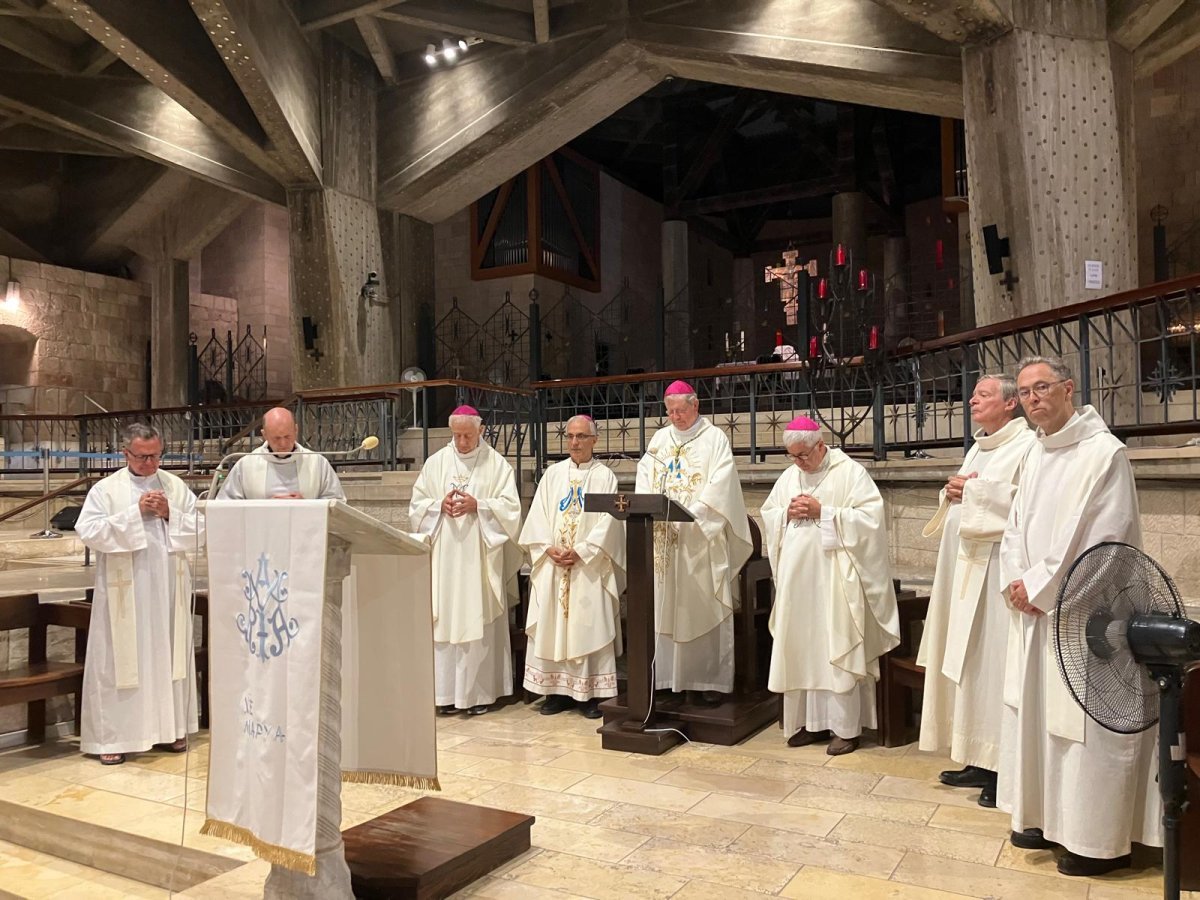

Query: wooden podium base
[[597, 692, 780, 754], [342, 797, 533, 899]]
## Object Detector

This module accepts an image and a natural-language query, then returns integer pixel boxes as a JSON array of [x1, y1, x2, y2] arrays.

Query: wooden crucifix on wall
[[765, 249, 818, 325]]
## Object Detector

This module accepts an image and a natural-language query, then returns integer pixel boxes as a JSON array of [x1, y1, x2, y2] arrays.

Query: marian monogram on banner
[[236, 553, 299, 661]]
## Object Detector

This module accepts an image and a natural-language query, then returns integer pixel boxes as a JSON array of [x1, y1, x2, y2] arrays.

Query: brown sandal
[[99, 753, 125, 766], [154, 738, 188, 753]]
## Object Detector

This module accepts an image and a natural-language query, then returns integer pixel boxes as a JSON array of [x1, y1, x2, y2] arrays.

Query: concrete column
[[963, 2, 1135, 324], [661, 219, 690, 368], [883, 236, 909, 343], [731, 255, 755, 359], [380, 212, 434, 374], [150, 258, 189, 407], [832, 192, 868, 269]]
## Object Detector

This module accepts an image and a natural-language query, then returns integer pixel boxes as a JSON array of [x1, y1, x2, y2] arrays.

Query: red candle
[[775, 329, 783, 348], [935, 239, 944, 270], [835, 243, 846, 267], [857, 269, 868, 291], [809, 336, 819, 358], [817, 277, 828, 299], [869, 325, 879, 351]]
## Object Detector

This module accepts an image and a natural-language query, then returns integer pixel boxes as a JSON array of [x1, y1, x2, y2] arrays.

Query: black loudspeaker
[[982, 224, 1010, 275], [50, 505, 82, 531], [302, 316, 319, 350]]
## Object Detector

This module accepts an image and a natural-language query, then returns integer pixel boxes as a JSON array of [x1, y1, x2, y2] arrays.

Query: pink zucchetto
[[451, 405, 479, 417], [785, 416, 821, 432], [664, 380, 695, 396]]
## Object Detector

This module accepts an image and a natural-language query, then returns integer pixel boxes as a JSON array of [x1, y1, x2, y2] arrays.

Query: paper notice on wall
[[1084, 260, 1103, 290]]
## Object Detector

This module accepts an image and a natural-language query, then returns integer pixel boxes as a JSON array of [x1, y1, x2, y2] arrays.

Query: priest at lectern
[[409, 405, 523, 716], [635, 380, 752, 699], [218, 407, 345, 500]]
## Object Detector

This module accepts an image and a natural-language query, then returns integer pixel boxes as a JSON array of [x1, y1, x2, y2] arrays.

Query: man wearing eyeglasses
[[918, 374, 1035, 808], [997, 355, 1159, 876], [75, 423, 203, 766], [759, 416, 899, 755]]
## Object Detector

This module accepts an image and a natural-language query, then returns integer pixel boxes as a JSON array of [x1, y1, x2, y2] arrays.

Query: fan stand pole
[[1155, 670, 1187, 900]]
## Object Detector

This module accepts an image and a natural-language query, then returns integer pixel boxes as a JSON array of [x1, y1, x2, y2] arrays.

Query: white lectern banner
[[202, 501, 328, 873]]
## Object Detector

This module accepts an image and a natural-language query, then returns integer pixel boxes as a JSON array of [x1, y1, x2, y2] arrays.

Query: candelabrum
[[804, 243, 885, 447]]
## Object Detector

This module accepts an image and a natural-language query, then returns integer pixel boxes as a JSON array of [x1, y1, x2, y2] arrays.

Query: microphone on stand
[[204, 435, 380, 499]]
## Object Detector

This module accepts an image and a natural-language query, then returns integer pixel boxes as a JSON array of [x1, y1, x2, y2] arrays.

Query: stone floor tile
[[892, 851, 1090, 899], [688, 792, 844, 837], [654, 765, 793, 802], [529, 815, 648, 863], [871, 774, 994, 810], [623, 837, 799, 894], [782, 782, 938, 824], [831, 815, 1004, 865], [926, 803, 1012, 838], [588, 803, 752, 849], [471, 781, 615, 824], [504, 849, 687, 900], [729, 824, 905, 880], [780, 866, 969, 899], [451, 739, 572, 766], [458, 759, 590, 792], [564, 773, 708, 813], [545, 749, 676, 783]]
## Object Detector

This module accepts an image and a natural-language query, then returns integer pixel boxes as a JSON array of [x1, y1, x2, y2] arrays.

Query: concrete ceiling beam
[[376, 1, 535, 46], [0, 121, 126, 155], [1134, 0, 1200, 74], [377, 29, 662, 221], [123, 177, 251, 261], [533, 0, 550, 43], [296, 0, 405, 32], [190, 0, 323, 184], [356, 14, 398, 83], [1109, 0, 1185, 49], [47, 0, 288, 183], [0, 15, 78, 72], [868, 0, 1010, 44], [0, 68, 286, 204]]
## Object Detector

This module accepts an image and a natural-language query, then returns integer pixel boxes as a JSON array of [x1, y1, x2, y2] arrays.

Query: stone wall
[[189, 292, 238, 343], [1135, 45, 1200, 284], [0, 255, 150, 413]]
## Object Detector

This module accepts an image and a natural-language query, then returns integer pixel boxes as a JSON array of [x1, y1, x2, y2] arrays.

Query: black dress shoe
[[787, 728, 831, 748], [539, 695, 574, 716], [437, 704, 458, 716], [467, 704, 491, 716], [939, 765, 992, 788], [1010, 828, 1059, 850], [1057, 851, 1132, 877], [580, 699, 603, 719], [978, 771, 998, 808]]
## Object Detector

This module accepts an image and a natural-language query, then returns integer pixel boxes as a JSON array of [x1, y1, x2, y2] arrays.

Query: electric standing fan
[[1056, 542, 1200, 900]]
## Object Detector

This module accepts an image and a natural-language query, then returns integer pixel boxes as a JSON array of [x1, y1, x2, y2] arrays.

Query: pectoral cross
[[614, 494, 629, 512], [765, 249, 818, 326]]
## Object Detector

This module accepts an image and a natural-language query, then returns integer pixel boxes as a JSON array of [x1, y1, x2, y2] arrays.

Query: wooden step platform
[[342, 797, 534, 899], [597, 691, 780, 754]]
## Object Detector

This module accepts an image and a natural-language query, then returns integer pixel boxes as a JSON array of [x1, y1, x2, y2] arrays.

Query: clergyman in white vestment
[[520, 415, 625, 718], [76, 423, 202, 765], [409, 405, 522, 715], [760, 416, 899, 755], [917, 375, 1035, 806], [635, 380, 752, 698], [218, 406, 345, 500], [998, 355, 1161, 877]]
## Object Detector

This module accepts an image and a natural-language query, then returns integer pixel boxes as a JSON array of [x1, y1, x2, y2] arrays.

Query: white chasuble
[[636, 418, 751, 692], [202, 500, 438, 875], [996, 406, 1160, 857], [519, 459, 626, 699], [76, 467, 201, 755], [410, 442, 522, 707], [917, 417, 1035, 769], [218, 443, 345, 501], [761, 450, 899, 726]]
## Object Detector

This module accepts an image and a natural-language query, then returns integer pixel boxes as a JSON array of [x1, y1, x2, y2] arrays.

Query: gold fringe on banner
[[341, 770, 441, 790], [201, 819, 317, 876]]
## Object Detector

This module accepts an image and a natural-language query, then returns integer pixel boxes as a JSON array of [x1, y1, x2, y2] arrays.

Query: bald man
[[217, 407, 345, 501]]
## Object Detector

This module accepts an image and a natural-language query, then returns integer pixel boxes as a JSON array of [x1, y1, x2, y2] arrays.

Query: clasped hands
[[1008, 579, 1044, 617], [786, 493, 821, 523], [945, 471, 979, 503], [441, 488, 478, 518], [547, 546, 582, 568], [138, 490, 170, 520]]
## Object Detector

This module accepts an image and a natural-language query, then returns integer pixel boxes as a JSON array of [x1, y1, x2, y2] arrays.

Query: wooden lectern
[[585, 492, 693, 754]]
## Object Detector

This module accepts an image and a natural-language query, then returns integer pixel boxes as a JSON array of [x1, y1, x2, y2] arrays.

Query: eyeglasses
[[787, 446, 822, 461], [1017, 380, 1067, 400], [125, 451, 162, 463], [565, 433, 596, 441]]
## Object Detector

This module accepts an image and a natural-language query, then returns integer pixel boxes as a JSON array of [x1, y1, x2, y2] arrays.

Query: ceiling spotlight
[[458, 39, 468, 52], [442, 38, 457, 62], [424, 43, 437, 66]]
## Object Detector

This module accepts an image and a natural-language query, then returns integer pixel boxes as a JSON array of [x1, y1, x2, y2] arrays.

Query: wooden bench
[[0, 594, 91, 743], [875, 588, 931, 747]]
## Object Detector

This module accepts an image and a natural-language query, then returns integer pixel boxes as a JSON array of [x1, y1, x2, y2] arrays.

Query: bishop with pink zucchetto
[[409, 404, 522, 716], [760, 416, 899, 755], [635, 379, 752, 702]]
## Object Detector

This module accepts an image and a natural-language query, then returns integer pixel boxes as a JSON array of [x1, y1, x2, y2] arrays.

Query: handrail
[[897, 273, 1200, 356], [533, 360, 819, 390], [296, 378, 535, 399], [0, 475, 92, 526]]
